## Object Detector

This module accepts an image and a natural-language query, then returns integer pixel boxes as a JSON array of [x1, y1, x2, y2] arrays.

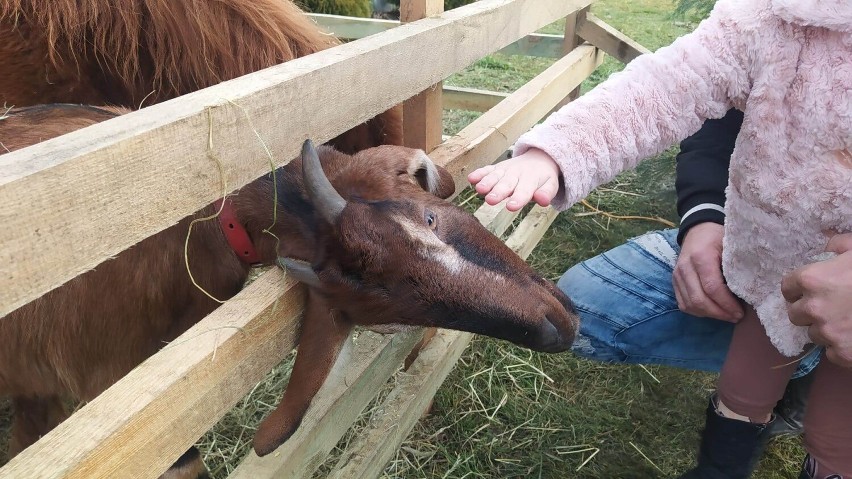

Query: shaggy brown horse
[[0, 0, 401, 152]]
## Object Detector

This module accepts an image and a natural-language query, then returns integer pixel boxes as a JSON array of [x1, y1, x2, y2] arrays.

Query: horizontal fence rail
[[308, 13, 567, 59], [306, 11, 649, 61], [0, 0, 652, 476], [304, 12, 644, 115]]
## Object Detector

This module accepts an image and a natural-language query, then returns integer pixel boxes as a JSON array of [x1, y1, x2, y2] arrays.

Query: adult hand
[[673, 222, 745, 322], [782, 233, 852, 368], [467, 148, 560, 212]]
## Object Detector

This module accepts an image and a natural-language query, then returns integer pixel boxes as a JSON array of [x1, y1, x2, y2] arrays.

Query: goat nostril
[[228, 223, 235, 229], [540, 319, 559, 343]]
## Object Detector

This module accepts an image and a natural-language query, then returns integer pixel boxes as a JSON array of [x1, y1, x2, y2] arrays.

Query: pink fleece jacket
[[514, 0, 852, 356]]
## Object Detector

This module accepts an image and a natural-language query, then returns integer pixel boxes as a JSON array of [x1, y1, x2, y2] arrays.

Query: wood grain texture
[[561, 6, 590, 104], [473, 201, 519, 236], [401, 0, 444, 152], [505, 205, 560, 259], [0, 3, 627, 476], [400, 0, 444, 19], [307, 13, 565, 58], [328, 329, 473, 479], [0, 0, 593, 319]]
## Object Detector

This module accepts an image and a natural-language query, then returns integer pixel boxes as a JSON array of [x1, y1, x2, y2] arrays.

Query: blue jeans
[[558, 229, 820, 378]]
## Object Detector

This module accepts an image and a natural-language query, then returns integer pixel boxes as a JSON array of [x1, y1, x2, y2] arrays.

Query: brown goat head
[[295, 141, 578, 351], [252, 141, 579, 455]]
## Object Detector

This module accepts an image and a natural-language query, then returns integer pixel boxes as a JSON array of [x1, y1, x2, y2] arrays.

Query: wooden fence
[[0, 0, 647, 477]]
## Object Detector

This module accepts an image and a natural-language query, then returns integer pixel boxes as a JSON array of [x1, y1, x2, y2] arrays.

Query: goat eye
[[424, 210, 437, 230]]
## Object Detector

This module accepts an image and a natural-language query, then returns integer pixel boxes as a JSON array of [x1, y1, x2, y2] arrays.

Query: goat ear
[[278, 257, 322, 287], [253, 292, 353, 456], [407, 149, 456, 199]]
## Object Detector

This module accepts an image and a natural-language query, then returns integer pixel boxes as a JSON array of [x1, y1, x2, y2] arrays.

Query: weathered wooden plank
[[561, 6, 589, 104], [0, 0, 593, 319], [434, 44, 605, 196], [307, 13, 398, 39], [0, 271, 306, 479], [401, 0, 444, 152], [329, 328, 473, 479], [400, 0, 444, 19], [228, 330, 424, 479], [399, 0, 445, 378], [442, 85, 508, 112], [307, 13, 565, 58], [504, 205, 560, 259], [474, 200, 519, 236], [577, 13, 650, 64], [326, 203, 558, 479]]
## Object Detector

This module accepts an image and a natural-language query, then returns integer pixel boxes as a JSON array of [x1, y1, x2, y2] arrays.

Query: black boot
[[799, 454, 845, 479], [678, 395, 775, 479], [768, 372, 814, 437]]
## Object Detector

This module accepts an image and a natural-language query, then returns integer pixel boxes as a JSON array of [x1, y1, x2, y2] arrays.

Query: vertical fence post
[[559, 6, 590, 105], [400, 0, 445, 152], [399, 0, 444, 383]]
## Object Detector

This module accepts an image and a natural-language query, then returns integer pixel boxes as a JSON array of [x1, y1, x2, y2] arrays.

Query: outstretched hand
[[673, 222, 744, 322], [467, 148, 560, 211], [782, 233, 852, 368]]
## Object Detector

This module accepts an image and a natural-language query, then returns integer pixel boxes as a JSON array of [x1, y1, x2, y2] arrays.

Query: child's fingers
[[531, 178, 558, 206], [467, 165, 495, 185], [485, 174, 520, 206], [473, 168, 505, 195], [506, 175, 539, 211], [486, 172, 519, 197]]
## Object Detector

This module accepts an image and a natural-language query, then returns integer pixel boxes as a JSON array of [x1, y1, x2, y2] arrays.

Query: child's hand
[[467, 148, 560, 212]]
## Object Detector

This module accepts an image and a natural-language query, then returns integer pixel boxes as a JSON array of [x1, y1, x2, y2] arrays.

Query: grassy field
[[0, 1, 806, 478]]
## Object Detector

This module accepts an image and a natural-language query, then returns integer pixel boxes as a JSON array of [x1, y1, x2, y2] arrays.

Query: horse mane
[[1, 0, 340, 103]]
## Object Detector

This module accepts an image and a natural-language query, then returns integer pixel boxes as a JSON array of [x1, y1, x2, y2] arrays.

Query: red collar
[[214, 198, 261, 265]]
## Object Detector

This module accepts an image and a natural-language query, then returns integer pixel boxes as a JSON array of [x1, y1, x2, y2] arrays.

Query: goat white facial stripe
[[395, 216, 463, 274], [394, 215, 505, 282]]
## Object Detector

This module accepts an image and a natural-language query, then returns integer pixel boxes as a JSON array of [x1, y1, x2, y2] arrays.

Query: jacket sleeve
[[675, 108, 743, 244], [513, 0, 756, 210]]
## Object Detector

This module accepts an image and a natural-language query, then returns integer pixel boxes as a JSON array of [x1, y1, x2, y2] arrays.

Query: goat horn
[[302, 139, 346, 223]]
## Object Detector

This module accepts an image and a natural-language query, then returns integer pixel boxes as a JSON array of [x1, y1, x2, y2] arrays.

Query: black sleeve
[[675, 108, 743, 244]]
